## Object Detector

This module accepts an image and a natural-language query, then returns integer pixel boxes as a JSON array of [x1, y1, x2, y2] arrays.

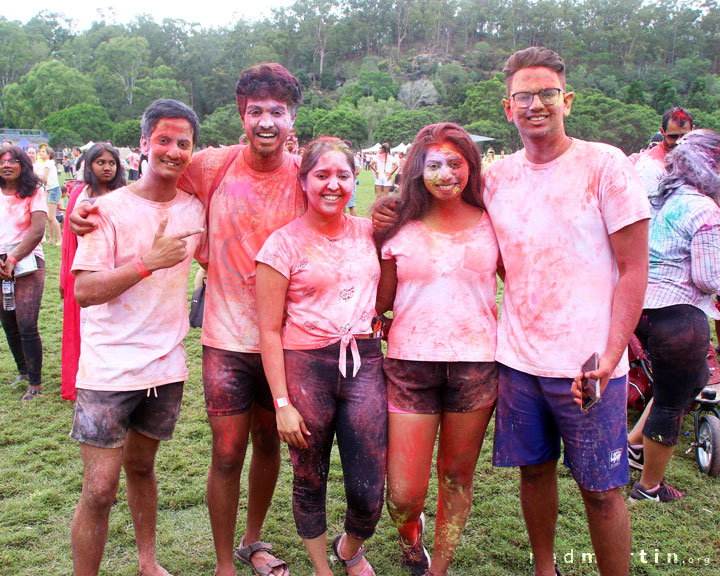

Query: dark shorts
[[493, 364, 629, 492], [70, 383, 184, 449], [384, 358, 498, 414], [636, 305, 710, 446], [202, 346, 274, 416]]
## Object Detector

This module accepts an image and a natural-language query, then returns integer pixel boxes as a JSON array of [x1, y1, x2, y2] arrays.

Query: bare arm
[[74, 218, 203, 307], [256, 262, 310, 449], [572, 219, 649, 402], [376, 258, 397, 315], [0, 211, 46, 280]]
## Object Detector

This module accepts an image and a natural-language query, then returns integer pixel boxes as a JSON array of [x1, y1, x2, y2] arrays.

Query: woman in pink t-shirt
[[0, 146, 47, 400], [256, 137, 384, 576], [375, 123, 499, 576], [60, 143, 126, 401]]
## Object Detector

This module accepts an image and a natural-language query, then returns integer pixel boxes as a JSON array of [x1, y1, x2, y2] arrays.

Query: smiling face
[[38, 146, 48, 161], [240, 97, 295, 160], [423, 142, 470, 202], [303, 150, 355, 219], [91, 150, 118, 185], [503, 66, 573, 145], [140, 118, 194, 181]]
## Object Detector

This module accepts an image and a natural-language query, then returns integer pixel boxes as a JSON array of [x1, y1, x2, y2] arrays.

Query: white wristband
[[274, 396, 290, 409]]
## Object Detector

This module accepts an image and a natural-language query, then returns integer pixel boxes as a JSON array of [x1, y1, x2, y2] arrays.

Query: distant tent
[[363, 143, 381, 153], [391, 143, 408, 154], [16, 138, 31, 150], [80, 141, 95, 152], [469, 134, 494, 143]]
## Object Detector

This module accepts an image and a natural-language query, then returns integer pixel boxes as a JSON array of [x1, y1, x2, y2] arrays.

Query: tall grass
[[0, 170, 718, 575]]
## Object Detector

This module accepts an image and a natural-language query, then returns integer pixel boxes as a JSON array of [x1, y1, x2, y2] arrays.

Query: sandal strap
[[243, 540, 274, 556], [334, 534, 366, 568]]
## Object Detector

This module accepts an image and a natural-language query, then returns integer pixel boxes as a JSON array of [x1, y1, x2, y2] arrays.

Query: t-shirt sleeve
[[72, 205, 116, 273], [599, 147, 651, 234], [178, 147, 233, 206], [255, 229, 293, 279], [30, 189, 48, 214]]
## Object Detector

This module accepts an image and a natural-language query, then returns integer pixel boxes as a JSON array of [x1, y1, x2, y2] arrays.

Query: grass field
[[1, 169, 718, 575]]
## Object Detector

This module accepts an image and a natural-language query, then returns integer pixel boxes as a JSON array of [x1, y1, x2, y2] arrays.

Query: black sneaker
[[399, 512, 431, 576], [627, 444, 644, 471], [628, 481, 688, 503]]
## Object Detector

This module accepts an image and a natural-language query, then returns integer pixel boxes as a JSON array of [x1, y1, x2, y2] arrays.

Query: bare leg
[[580, 487, 631, 575], [374, 185, 384, 200], [431, 407, 494, 576], [207, 413, 251, 576], [303, 533, 333, 576], [71, 444, 123, 576], [627, 399, 653, 445], [386, 412, 440, 544], [46, 203, 61, 244], [638, 436, 675, 489], [338, 533, 372, 576], [239, 403, 287, 575], [123, 429, 172, 576], [520, 460, 558, 576]]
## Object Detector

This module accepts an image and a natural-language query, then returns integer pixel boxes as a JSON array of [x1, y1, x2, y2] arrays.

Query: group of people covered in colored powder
[[2, 44, 719, 576]]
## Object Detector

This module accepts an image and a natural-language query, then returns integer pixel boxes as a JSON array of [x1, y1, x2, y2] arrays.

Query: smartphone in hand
[[581, 352, 601, 411]]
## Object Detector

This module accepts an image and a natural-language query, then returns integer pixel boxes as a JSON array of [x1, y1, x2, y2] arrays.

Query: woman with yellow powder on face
[[375, 123, 499, 576]]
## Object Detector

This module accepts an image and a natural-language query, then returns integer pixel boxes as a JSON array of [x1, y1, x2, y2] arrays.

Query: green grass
[[1, 171, 719, 575]]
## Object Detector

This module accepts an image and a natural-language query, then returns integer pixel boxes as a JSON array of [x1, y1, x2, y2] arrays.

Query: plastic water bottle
[[2, 279, 15, 311]]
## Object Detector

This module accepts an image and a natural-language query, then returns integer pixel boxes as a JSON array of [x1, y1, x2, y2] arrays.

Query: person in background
[[35, 144, 63, 245], [0, 146, 46, 400], [370, 143, 398, 200], [624, 129, 720, 503]]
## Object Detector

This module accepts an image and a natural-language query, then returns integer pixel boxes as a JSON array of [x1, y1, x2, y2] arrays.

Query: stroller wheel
[[696, 414, 720, 477]]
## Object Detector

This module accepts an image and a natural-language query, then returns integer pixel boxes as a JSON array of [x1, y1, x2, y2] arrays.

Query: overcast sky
[[3, 2, 294, 31]]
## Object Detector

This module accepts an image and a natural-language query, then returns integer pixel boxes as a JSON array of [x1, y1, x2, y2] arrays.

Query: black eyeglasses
[[510, 88, 564, 108]]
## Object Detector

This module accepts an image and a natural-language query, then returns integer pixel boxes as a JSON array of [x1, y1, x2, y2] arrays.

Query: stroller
[[627, 335, 720, 477]]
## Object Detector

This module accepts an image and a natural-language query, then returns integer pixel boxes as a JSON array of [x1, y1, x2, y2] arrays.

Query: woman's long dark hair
[[83, 143, 126, 197], [0, 146, 42, 199], [373, 122, 483, 248]]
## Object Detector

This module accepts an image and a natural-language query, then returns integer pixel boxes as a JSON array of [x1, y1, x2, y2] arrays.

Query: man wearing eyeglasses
[[485, 47, 650, 576], [631, 107, 694, 210]]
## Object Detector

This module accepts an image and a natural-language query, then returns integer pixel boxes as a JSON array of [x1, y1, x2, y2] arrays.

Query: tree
[[197, 104, 245, 147], [314, 108, 368, 145], [2, 61, 98, 128], [113, 119, 142, 148], [398, 79, 439, 109], [355, 96, 405, 145], [41, 104, 115, 144], [375, 108, 441, 144], [457, 75, 507, 126], [650, 79, 679, 115], [624, 80, 645, 105], [95, 36, 150, 108]]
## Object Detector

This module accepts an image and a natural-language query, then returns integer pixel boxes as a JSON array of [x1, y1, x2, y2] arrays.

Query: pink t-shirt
[[179, 147, 305, 352], [0, 188, 47, 260], [484, 139, 651, 379], [72, 187, 206, 391], [381, 217, 499, 361], [256, 216, 379, 373]]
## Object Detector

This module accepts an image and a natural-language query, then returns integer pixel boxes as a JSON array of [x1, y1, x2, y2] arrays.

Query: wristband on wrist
[[6, 254, 18, 265], [133, 257, 152, 278], [274, 396, 290, 409]]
